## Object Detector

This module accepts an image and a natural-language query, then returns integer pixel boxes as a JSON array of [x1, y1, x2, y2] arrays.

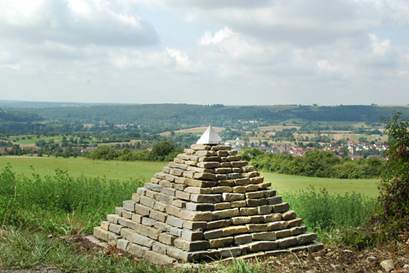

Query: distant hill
[[15, 103, 409, 127], [0, 100, 138, 109]]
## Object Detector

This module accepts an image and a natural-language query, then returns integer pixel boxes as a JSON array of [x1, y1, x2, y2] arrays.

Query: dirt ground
[[2, 235, 408, 273], [69, 235, 409, 273]]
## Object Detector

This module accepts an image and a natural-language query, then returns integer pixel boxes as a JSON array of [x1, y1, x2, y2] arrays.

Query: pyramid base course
[[94, 143, 323, 264]]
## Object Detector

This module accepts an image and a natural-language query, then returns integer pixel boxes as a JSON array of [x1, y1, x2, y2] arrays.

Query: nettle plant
[[379, 112, 409, 240]]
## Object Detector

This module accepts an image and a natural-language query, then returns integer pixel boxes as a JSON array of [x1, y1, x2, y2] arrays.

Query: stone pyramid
[[94, 127, 323, 264]]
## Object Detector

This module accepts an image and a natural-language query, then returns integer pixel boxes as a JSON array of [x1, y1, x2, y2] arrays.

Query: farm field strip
[[0, 157, 380, 198]]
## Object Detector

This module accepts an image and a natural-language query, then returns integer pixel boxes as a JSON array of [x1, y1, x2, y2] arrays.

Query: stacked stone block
[[94, 144, 323, 263]]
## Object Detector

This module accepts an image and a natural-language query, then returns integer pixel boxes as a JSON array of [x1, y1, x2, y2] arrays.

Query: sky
[[0, 0, 408, 106]]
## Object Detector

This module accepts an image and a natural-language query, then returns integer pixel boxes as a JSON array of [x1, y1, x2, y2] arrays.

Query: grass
[[0, 157, 380, 198], [262, 172, 380, 198], [0, 157, 162, 183]]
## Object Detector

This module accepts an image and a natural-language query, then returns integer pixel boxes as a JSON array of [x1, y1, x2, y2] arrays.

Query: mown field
[[0, 157, 380, 197]]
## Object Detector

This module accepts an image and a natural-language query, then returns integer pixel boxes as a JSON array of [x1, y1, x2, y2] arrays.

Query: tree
[[378, 112, 409, 239]]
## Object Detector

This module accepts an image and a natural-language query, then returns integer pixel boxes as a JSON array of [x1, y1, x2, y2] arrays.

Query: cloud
[[0, 0, 159, 47]]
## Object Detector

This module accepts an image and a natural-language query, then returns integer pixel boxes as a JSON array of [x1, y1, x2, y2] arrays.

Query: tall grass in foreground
[[283, 187, 378, 249], [0, 165, 142, 234]]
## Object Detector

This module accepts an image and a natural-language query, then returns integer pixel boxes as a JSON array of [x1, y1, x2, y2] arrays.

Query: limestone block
[[212, 186, 232, 193], [214, 202, 231, 210], [209, 237, 234, 248], [169, 227, 182, 237], [234, 178, 250, 186], [197, 162, 221, 169], [166, 204, 181, 216], [155, 193, 175, 205], [141, 217, 157, 227], [240, 207, 258, 216], [307, 242, 324, 253], [250, 215, 264, 223], [127, 243, 149, 258], [217, 179, 235, 186], [172, 199, 186, 208], [145, 251, 177, 264], [196, 150, 214, 156], [118, 218, 136, 229], [166, 216, 184, 228], [215, 174, 228, 180], [250, 177, 264, 184], [252, 231, 276, 241], [132, 233, 155, 248], [230, 161, 247, 168], [184, 187, 212, 194], [166, 246, 202, 262], [190, 194, 221, 203], [163, 166, 171, 173], [267, 221, 287, 231], [227, 155, 242, 161], [165, 174, 177, 182], [117, 239, 129, 251], [282, 210, 296, 220], [134, 223, 161, 240], [144, 183, 163, 192], [182, 230, 204, 241], [219, 246, 242, 258], [159, 233, 176, 245], [247, 199, 268, 207], [115, 207, 124, 216], [257, 205, 273, 215], [185, 203, 214, 211], [287, 218, 303, 228], [109, 223, 122, 234], [220, 162, 231, 167], [217, 151, 229, 157], [264, 213, 281, 223], [245, 184, 259, 192], [203, 229, 223, 240], [231, 216, 251, 225], [175, 190, 190, 201], [231, 186, 245, 193], [232, 168, 242, 173], [154, 202, 167, 212], [242, 166, 254, 172], [174, 239, 210, 252], [263, 189, 277, 197], [234, 234, 252, 245], [246, 224, 268, 233], [120, 228, 136, 241], [122, 210, 134, 219], [187, 166, 214, 173], [246, 192, 264, 199], [231, 200, 247, 208], [152, 242, 168, 255], [94, 227, 109, 241], [107, 214, 120, 224], [151, 178, 161, 184], [227, 173, 242, 179], [207, 219, 231, 230], [276, 237, 298, 249], [154, 222, 171, 232], [222, 192, 245, 202], [275, 229, 291, 238], [246, 241, 277, 252], [179, 210, 213, 221], [160, 184, 175, 194], [150, 210, 168, 223], [156, 172, 168, 180], [267, 196, 282, 205], [272, 202, 289, 213], [173, 184, 186, 191], [214, 168, 232, 174], [212, 208, 240, 220], [297, 232, 317, 245], [140, 196, 156, 209], [221, 225, 248, 236], [290, 226, 308, 236], [241, 171, 259, 178], [177, 154, 190, 161], [132, 193, 141, 203], [194, 172, 215, 181], [258, 182, 271, 189], [174, 177, 187, 184], [183, 221, 207, 230], [186, 179, 217, 188], [132, 214, 142, 223]]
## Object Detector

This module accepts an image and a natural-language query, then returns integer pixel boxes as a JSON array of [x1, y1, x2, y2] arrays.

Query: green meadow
[[0, 157, 380, 198]]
